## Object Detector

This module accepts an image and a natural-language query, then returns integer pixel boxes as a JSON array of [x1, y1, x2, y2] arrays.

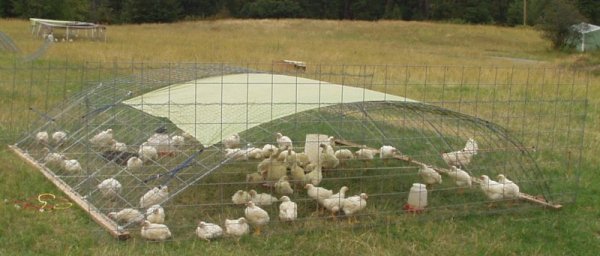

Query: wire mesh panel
[[5, 61, 588, 240]]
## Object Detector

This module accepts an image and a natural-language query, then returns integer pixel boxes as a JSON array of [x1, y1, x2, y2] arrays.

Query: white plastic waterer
[[407, 183, 428, 210]]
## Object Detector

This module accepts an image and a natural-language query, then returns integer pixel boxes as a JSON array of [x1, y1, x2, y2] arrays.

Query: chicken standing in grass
[[89, 129, 114, 148], [447, 166, 472, 193], [334, 148, 354, 167], [479, 175, 505, 207], [248, 189, 279, 206], [355, 145, 376, 168], [274, 176, 294, 195], [305, 184, 333, 213], [146, 204, 165, 224], [442, 138, 478, 168], [278, 196, 297, 222], [231, 190, 251, 205], [244, 201, 270, 235], [418, 163, 442, 190], [140, 220, 171, 241], [36, 131, 49, 145], [97, 178, 122, 199], [225, 217, 250, 238], [319, 143, 339, 169], [196, 221, 223, 242], [108, 208, 144, 226], [126, 156, 143, 172], [275, 132, 293, 150], [140, 186, 169, 208], [322, 186, 349, 219], [379, 145, 398, 164], [223, 133, 240, 149], [497, 174, 520, 202], [51, 131, 67, 146], [342, 193, 368, 224]]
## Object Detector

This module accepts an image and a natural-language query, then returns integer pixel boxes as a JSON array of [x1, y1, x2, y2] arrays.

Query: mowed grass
[[1, 18, 600, 255]]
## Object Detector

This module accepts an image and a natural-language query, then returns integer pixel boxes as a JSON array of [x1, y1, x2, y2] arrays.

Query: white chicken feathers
[[322, 186, 349, 216], [140, 186, 169, 208], [225, 217, 250, 237], [126, 156, 143, 172], [108, 208, 144, 225], [35, 131, 49, 145], [318, 144, 339, 169], [342, 193, 368, 220], [222, 133, 240, 149], [111, 141, 127, 152], [479, 175, 505, 201], [244, 201, 270, 229], [145, 204, 165, 224], [447, 166, 472, 188], [97, 178, 122, 198], [355, 145, 377, 161], [418, 164, 442, 187], [61, 159, 82, 173], [140, 221, 171, 241], [442, 138, 478, 167], [496, 174, 520, 199], [379, 145, 398, 159], [275, 132, 293, 149], [196, 221, 223, 241], [278, 196, 297, 221], [305, 184, 333, 204], [231, 190, 251, 205], [274, 176, 294, 195], [334, 149, 354, 162], [51, 131, 67, 145], [248, 190, 279, 206], [89, 129, 114, 148], [138, 142, 158, 162]]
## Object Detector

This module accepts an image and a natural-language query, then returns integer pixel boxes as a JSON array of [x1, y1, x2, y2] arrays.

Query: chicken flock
[[35, 127, 522, 242]]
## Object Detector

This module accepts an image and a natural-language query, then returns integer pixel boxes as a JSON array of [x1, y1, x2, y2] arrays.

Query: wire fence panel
[[0, 58, 588, 240]]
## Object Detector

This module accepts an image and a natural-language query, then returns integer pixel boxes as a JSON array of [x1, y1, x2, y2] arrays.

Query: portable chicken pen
[[7, 62, 588, 241]]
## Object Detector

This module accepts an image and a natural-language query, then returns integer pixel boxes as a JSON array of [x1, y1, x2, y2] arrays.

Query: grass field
[[1, 18, 600, 255]]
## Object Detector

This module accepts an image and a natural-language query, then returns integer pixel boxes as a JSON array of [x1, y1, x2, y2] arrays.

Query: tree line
[[1, 0, 597, 26]]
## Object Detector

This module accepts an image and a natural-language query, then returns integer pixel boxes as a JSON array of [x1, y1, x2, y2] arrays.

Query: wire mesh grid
[[2, 60, 588, 240]]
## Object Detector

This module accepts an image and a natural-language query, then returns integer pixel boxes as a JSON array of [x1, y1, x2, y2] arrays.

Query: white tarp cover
[[123, 73, 414, 146]]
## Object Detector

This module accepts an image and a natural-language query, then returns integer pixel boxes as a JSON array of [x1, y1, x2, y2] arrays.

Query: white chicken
[[246, 172, 264, 184], [225, 148, 247, 161], [342, 193, 368, 224], [35, 131, 49, 145], [442, 138, 478, 168], [196, 221, 223, 241], [277, 146, 294, 161], [244, 201, 270, 235], [418, 163, 442, 190], [479, 175, 505, 206], [140, 185, 169, 208], [278, 196, 297, 221], [305, 184, 333, 212], [334, 149, 354, 167], [261, 144, 278, 158], [303, 162, 323, 186], [318, 143, 339, 169], [140, 220, 171, 241], [146, 130, 174, 156], [89, 129, 114, 148], [126, 156, 143, 172], [322, 186, 349, 219], [243, 147, 264, 160], [447, 166, 472, 193], [224, 217, 250, 238], [289, 161, 305, 185], [231, 190, 251, 205], [275, 132, 293, 150], [355, 145, 376, 167], [274, 176, 294, 195], [97, 178, 122, 198], [248, 189, 278, 206], [295, 152, 311, 168], [138, 142, 158, 162], [108, 208, 144, 225], [61, 159, 82, 173], [496, 174, 520, 200], [111, 141, 127, 152], [171, 135, 185, 148], [145, 204, 165, 224], [222, 133, 241, 149], [43, 150, 65, 167], [379, 145, 398, 164], [51, 131, 67, 146]]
